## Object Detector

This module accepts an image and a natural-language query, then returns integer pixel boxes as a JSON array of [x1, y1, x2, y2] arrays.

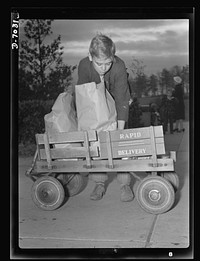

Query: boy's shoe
[[120, 185, 134, 202], [90, 183, 105, 200]]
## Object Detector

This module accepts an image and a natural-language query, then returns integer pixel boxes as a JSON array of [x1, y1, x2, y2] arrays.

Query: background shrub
[[128, 98, 143, 128], [18, 99, 54, 144]]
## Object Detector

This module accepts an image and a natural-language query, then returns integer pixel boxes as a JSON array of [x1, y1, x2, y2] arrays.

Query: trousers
[[163, 116, 174, 133]]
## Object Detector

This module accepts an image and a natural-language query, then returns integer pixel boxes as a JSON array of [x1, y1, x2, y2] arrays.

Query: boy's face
[[91, 56, 113, 76]]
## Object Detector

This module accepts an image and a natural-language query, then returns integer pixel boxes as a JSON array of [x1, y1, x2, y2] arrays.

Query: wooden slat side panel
[[149, 126, 157, 164], [99, 137, 163, 148], [36, 127, 165, 160], [99, 137, 164, 147], [43, 133, 52, 169], [98, 127, 151, 142], [156, 137, 164, 144], [108, 138, 151, 148], [36, 130, 97, 145], [40, 146, 98, 159], [83, 131, 92, 168], [98, 126, 164, 143], [100, 144, 153, 158], [156, 143, 166, 155], [106, 130, 114, 168], [35, 158, 175, 173], [99, 136, 165, 158], [35, 134, 41, 160], [40, 147, 86, 159], [154, 125, 164, 137]]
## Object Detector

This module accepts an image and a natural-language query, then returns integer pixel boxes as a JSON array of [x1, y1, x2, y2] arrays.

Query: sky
[[19, 19, 189, 84]]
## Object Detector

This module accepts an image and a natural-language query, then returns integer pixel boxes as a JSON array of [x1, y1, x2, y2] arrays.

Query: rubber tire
[[133, 180, 140, 195], [161, 172, 179, 192], [31, 176, 65, 211], [135, 176, 175, 215], [57, 174, 84, 197]]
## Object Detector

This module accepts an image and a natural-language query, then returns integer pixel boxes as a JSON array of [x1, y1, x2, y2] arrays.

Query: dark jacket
[[159, 95, 177, 121], [172, 84, 185, 120], [77, 56, 131, 121]]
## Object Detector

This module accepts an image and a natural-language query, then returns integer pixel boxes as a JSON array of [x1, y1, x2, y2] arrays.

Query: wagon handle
[[25, 148, 38, 178], [129, 171, 142, 181]]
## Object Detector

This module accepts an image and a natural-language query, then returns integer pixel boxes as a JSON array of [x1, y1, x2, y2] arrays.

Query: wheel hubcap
[[42, 189, 50, 198], [36, 181, 60, 205], [149, 189, 161, 201]]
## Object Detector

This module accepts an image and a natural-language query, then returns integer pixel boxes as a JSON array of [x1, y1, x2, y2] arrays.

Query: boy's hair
[[89, 34, 116, 59]]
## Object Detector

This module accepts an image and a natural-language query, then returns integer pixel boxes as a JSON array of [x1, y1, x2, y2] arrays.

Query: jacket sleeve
[[112, 61, 131, 121]]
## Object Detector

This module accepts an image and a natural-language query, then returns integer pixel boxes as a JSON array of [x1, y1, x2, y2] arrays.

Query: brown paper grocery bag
[[44, 92, 78, 134], [75, 82, 117, 132], [44, 92, 79, 149]]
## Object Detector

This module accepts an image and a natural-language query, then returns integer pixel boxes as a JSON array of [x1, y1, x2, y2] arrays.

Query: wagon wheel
[[31, 176, 65, 211], [57, 173, 85, 197], [135, 176, 175, 215], [133, 180, 140, 195], [161, 172, 179, 192]]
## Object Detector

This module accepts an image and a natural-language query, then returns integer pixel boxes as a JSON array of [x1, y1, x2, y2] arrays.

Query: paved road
[[17, 122, 190, 253]]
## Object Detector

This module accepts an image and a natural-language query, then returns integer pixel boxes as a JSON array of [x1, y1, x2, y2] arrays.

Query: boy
[[160, 89, 177, 134], [77, 34, 134, 202]]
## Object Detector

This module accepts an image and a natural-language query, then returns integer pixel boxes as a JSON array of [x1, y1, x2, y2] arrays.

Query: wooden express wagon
[[25, 126, 179, 214]]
